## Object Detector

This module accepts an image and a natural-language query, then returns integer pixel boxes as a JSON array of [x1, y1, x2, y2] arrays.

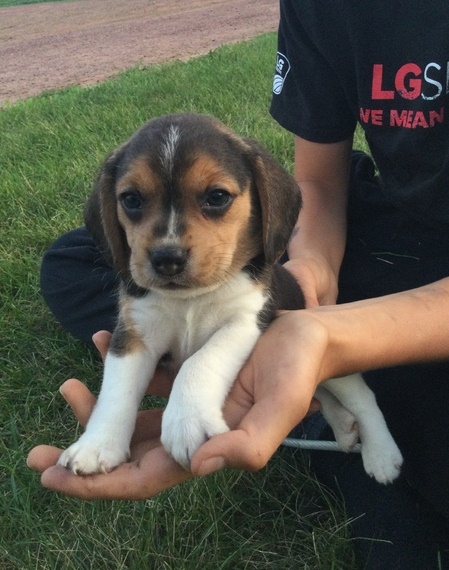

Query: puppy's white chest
[[167, 301, 225, 364], [129, 274, 266, 368]]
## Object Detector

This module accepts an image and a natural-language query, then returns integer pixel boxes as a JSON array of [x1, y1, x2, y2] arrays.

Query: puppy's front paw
[[58, 434, 130, 475], [361, 437, 403, 485], [161, 404, 229, 471]]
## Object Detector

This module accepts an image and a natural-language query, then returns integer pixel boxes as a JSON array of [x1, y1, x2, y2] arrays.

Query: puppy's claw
[[58, 438, 130, 475]]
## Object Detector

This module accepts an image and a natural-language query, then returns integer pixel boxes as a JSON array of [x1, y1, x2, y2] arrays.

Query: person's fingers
[[92, 330, 111, 361], [191, 430, 263, 475], [40, 446, 192, 500], [27, 445, 62, 472], [59, 382, 166, 444], [27, 379, 96, 472], [146, 367, 174, 398], [305, 397, 321, 416], [192, 391, 310, 476], [27, 414, 164, 474], [59, 378, 97, 427], [131, 408, 163, 445]]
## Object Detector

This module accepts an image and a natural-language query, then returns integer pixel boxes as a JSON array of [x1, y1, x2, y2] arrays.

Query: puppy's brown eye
[[202, 189, 233, 212], [119, 191, 143, 211]]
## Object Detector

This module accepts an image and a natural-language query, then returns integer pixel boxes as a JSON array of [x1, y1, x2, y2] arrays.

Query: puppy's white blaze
[[165, 207, 180, 240], [161, 124, 180, 175]]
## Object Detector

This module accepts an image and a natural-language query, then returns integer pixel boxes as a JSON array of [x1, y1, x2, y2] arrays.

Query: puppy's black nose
[[149, 247, 188, 276]]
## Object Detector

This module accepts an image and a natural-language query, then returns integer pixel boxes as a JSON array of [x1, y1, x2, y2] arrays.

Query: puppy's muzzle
[[149, 246, 188, 277]]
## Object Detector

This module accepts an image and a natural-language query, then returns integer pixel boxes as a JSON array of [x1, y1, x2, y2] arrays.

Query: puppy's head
[[85, 114, 301, 295]]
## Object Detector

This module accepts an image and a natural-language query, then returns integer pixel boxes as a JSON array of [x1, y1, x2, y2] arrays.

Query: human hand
[[27, 331, 192, 499], [28, 313, 328, 498], [283, 255, 338, 307], [192, 309, 328, 475], [27, 378, 194, 499], [281, 254, 338, 418]]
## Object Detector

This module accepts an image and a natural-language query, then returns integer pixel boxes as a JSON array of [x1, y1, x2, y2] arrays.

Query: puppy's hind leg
[[322, 374, 403, 484], [315, 386, 359, 452]]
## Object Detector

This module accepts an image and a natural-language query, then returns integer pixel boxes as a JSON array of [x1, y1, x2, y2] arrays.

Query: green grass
[[0, 0, 74, 7], [0, 34, 358, 569]]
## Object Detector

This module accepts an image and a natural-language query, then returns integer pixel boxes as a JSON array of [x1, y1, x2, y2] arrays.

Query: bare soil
[[0, 0, 278, 105]]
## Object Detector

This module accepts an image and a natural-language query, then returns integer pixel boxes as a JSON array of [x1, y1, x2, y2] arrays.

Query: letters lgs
[[371, 63, 449, 101], [360, 62, 448, 129]]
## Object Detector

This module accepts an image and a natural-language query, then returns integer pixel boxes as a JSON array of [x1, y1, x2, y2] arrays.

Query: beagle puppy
[[59, 114, 402, 483]]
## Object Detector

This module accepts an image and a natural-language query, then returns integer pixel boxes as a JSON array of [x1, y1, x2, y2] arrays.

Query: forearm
[[312, 278, 449, 380], [288, 136, 352, 269], [285, 136, 352, 305], [288, 178, 348, 277]]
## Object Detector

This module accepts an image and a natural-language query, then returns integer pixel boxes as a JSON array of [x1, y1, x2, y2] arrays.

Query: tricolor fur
[[59, 114, 402, 483]]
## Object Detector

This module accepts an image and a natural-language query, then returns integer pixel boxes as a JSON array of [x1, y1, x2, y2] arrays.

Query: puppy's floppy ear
[[245, 139, 302, 264], [84, 147, 130, 276]]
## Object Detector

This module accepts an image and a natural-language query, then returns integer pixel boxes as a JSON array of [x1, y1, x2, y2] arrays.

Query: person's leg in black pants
[[308, 152, 449, 568], [310, 365, 449, 569], [40, 227, 118, 347]]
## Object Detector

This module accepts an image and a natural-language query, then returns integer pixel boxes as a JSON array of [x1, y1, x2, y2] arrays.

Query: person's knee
[[40, 227, 118, 344]]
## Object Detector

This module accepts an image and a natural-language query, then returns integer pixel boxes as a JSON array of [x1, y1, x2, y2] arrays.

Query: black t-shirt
[[270, 0, 449, 227]]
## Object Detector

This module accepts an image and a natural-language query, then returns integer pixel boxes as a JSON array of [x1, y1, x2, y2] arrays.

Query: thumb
[[59, 378, 96, 426], [191, 429, 270, 476], [191, 397, 309, 476], [92, 330, 112, 362]]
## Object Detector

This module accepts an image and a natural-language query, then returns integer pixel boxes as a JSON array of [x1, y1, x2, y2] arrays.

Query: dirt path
[[0, 0, 278, 105]]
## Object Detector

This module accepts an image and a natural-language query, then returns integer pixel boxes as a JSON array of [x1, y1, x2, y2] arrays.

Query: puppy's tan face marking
[[115, 157, 162, 239], [86, 114, 302, 295], [180, 155, 259, 285], [115, 152, 260, 291]]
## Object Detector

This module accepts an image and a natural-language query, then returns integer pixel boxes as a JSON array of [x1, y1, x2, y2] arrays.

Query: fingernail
[[197, 456, 226, 477]]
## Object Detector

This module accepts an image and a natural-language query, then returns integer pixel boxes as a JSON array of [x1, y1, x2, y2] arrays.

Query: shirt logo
[[360, 61, 447, 129], [273, 52, 291, 95]]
